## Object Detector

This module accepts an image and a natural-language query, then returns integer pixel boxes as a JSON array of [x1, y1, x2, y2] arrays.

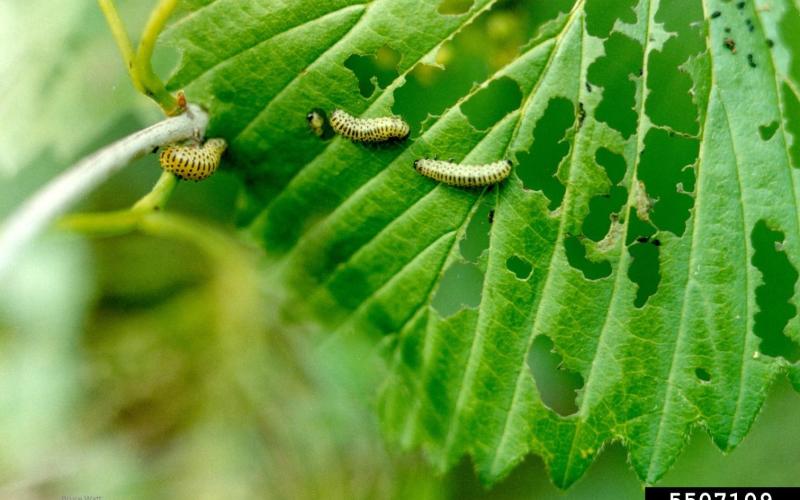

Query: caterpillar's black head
[[306, 108, 330, 138], [506, 159, 513, 167], [413, 159, 420, 170]]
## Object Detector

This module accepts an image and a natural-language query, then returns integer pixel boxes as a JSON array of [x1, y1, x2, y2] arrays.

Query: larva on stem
[[159, 138, 227, 181], [413, 158, 513, 187], [329, 109, 410, 143]]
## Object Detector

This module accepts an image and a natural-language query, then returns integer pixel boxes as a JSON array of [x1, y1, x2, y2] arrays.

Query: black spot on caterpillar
[[329, 109, 409, 143], [413, 159, 513, 187], [159, 138, 227, 181], [306, 108, 334, 139]]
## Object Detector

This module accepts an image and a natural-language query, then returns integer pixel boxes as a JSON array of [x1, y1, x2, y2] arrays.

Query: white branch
[[0, 104, 209, 277]]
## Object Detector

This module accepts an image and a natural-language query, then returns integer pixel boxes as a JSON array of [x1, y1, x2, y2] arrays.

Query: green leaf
[[163, 0, 800, 487]]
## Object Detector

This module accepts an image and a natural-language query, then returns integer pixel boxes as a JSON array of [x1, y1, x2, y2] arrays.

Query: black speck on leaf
[[724, 38, 737, 53], [711, 11, 722, 19]]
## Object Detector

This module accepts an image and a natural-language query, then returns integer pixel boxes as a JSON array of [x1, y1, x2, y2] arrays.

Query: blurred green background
[[0, 1, 798, 498]]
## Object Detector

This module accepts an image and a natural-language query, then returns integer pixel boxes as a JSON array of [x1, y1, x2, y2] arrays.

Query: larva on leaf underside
[[329, 109, 410, 143], [159, 138, 227, 181], [413, 159, 513, 187]]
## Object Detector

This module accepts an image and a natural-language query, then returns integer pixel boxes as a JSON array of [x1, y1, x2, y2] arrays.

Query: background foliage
[[1, 0, 799, 498]]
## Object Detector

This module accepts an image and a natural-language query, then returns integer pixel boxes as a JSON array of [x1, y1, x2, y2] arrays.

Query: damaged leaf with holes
[[162, 0, 800, 489]]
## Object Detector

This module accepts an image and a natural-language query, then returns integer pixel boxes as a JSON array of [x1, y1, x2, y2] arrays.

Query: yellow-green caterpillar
[[329, 109, 410, 143], [413, 158, 513, 187], [159, 138, 227, 181]]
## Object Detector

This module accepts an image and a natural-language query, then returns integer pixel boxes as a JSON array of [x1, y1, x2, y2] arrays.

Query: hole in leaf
[[625, 207, 657, 246], [506, 255, 533, 280], [695, 367, 711, 382], [751, 220, 800, 362], [759, 121, 779, 141], [344, 46, 401, 98], [583, 186, 628, 243], [596, 146, 627, 184], [637, 128, 699, 236], [516, 97, 574, 209], [628, 239, 660, 308], [584, 0, 637, 38], [438, 0, 473, 15], [565, 235, 611, 280], [460, 196, 495, 262], [587, 33, 643, 139], [645, 37, 702, 134], [528, 335, 583, 416], [515, 0, 577, 41], [645, 0, 704, 135], [782, 82, 800, 168], [393, 60, 482, 136], [582, 147, 629, 242], [394, 2, 554, 135], [461, 77, 523, 130], [779, 0, 800, 83], [431, 262, 484, 317]]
